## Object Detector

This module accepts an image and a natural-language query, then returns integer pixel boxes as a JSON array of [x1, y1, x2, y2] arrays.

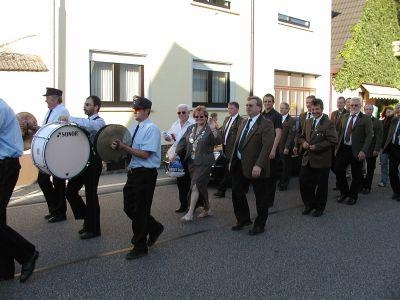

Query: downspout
[[250, 0, 254, 96]]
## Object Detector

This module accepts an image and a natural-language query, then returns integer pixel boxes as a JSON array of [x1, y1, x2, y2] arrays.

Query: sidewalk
[[10, 168, 175, 207]]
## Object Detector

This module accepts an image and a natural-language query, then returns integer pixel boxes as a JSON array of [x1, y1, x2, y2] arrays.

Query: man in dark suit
[[298, 98, 338, 217], [230, 96, 275, 235], [277, 102, 295, 191], [334, 97, 373, 205], [361, 104, 382, 194], [382, 113, 400, 200], [214, 101, 243, 198], [293, 95, 315, 156], [330, 96, 349, 190]]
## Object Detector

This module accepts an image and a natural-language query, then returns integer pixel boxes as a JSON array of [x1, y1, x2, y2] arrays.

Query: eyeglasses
[[177, 111, 186, 115], [194, 115, 205, 119], [350, 104, 359, 107]]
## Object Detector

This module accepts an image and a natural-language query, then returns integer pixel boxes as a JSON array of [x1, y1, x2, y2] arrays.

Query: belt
[[127, 167, 156, 175], [0, 157, 18, 162]]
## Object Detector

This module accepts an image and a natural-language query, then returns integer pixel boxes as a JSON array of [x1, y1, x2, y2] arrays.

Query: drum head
[[94, 124, 132, 162], [16, 112, 38, 150]]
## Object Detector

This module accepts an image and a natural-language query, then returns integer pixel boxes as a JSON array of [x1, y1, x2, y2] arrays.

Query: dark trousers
[[37, 172, 66, 217], [0, 224, 35, 279], [389, 144, 400, 195], [217, 158, 232, 193], [231, 161, 275, 228], [334, 145, 363, 199], [0, 157, 21, 279], [299, 164, 330, 211], [66, 156, 102, 234], [278, 154, 292, 188], [362, 156, 377, 190], [123, 168, 163, 251], [176, 163, 190, 209]]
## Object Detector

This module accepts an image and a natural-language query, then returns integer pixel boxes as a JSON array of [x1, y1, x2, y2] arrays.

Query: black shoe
[[302, 207, 313, 215], [148, 225, 164, 247], [248, 226, 265, 236], [20, 251, 39, 283], [78, 220, 87, 234], [361, 188, 371, 195], [332, 186, 339, 191], [214, 191, 225, 198], [80, 232, 101, 240], [312, 210, 323, 217], [278, 186, 287, 191], [391, 193, 400, 200], [125, 248, 148, 260], [0, 275, 14, 281], [346, 197, 357, 205], [231, 220, 252, 231], [175, 207, 188, 213], [337, 195, 347, 203], [44, 214, 53, 220], [47, 215, 66, 223]]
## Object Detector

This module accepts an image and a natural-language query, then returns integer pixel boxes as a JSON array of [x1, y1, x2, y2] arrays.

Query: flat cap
[[132, 96, 152, 109], [43, 87, 63, 97]]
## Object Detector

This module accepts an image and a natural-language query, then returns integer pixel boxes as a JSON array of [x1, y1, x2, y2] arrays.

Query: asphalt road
[[1, 175, 400, 299]]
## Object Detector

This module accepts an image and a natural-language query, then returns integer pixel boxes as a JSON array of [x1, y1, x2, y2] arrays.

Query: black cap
[[43, 87, 63, 97], [132, 96, 152, 109]]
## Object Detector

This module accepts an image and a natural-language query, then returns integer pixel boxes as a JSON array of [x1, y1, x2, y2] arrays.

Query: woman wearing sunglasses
[[174, 105, 223, 222]]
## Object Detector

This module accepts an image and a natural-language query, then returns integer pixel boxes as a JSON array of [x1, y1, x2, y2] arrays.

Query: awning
[[359, 83, 400, 100], [0, 52, 48, 72]]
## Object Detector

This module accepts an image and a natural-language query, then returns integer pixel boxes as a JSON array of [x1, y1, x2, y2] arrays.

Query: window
[[193, 0, 230, 9], [274, 71, 316, 116], [192, 61, 231, 108], [90, 51, 145, 106], [278, 13, 310, 29]]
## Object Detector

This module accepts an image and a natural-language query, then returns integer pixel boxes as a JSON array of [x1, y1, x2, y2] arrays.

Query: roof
[[359, 83, 400, 100], [331, 0, 365, 74], [0, 52, 48, 72]]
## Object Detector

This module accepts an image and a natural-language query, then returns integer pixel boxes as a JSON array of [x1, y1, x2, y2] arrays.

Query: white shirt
[[281, 114, 288, 123], [306, 112, 312, 119], [42, 103, 70, 125], [344, 112, 359, 146], [166, 117, 195, 146], [312, 115, 323, 128], [224, 113, 239, 145], [69, 113, 106, 143]]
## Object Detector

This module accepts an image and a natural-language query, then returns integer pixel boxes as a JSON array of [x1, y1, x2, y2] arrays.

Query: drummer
[[61, 96, 106, 239], [38, 88, 70, 223]]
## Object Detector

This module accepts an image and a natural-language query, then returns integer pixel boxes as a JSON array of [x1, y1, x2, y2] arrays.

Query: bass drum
[[31, 123, 91, 179]]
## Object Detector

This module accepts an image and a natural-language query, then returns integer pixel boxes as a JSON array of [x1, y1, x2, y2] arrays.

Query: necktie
[[238, 118, 252, 152], [345, 114, 355, 143], [224, 117, 232, 143], [311, 119, 317, 131], [45, 109, 53, 124], [307, 112, 311, 119], [130, 125, 140, 146]]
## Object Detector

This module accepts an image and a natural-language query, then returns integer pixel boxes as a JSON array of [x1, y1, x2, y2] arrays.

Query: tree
[[333, 0, 400, 92]]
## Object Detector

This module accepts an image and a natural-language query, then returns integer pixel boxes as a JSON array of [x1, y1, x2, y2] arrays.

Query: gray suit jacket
[[176, 123, 223, 166]]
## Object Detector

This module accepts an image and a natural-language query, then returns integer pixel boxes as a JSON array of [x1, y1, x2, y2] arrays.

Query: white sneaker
[[377, 182, 386, 187], [180, 214, 193, 223], [198, 209, 212, 218]]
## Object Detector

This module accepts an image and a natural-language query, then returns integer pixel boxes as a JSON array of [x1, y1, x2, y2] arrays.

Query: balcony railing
[[193, 0, 231, 10]]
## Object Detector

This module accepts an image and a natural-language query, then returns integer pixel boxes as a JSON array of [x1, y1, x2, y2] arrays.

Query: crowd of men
[[1, 89, 399, 282]]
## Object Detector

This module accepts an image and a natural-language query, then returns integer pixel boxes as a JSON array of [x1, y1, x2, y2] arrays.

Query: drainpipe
[[250, 0, 254, 96]]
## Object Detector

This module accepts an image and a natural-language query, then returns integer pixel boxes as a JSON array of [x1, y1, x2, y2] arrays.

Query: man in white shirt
[[63, 96, 106, 239], [37, 88, 70, 223], [215, 101, 243, 197], [163, 104, 195, 212]]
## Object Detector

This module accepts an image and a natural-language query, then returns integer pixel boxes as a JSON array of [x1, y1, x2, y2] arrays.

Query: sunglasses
[[194, 115, 205, 119], [177, 111, 186, 115]]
